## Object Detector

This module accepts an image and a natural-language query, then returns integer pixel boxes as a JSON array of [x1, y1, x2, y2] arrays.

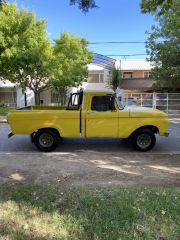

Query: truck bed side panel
[[8, 110, 80, 137]]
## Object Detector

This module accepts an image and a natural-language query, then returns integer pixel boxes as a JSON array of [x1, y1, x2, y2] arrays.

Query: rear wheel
[[34, 129, 59, 152], [131, 129, 156, 151]]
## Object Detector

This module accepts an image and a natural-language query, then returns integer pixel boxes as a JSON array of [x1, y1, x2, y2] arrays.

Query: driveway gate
[[123, 93, 180, 117]]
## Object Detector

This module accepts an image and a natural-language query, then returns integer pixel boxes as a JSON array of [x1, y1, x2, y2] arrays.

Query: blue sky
[[10, 0, 155, 59]]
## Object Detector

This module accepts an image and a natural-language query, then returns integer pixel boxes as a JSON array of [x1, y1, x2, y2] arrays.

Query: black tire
[[131, 129, 156, 151], [34, 129, 59, 152]]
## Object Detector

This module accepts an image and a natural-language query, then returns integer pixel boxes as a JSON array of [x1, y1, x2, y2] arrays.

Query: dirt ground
[[0, 150, 179, 187]]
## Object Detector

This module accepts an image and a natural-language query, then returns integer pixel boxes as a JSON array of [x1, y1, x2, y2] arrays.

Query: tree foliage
[[0, 3, 52, 104], [50, 32, 93, 104], [141, 0, 173, 16], [0, 3, 92, 106], [108, 67, 122, 91], [70, 0, 97, 12], [144, 0, 180, 91]]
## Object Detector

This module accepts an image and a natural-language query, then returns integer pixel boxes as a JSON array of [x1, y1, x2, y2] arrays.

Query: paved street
[[0, 121, 180, 153], [0, 122, 179, 187]]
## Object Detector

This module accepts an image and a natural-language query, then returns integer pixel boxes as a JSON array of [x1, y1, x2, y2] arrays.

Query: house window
[[123, 72, 133, 79], [88, 73, 104, 83], [144, 71, 152, 78]]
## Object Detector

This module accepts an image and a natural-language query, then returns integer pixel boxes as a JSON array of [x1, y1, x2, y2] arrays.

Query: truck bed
[[32, 106, 67, 110]]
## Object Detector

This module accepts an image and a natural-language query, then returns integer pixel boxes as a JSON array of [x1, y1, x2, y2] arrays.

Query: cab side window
[[91, 96, 113, 111]]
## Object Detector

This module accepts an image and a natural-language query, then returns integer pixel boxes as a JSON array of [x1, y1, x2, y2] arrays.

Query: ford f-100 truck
[[7, 90, 169, 152]]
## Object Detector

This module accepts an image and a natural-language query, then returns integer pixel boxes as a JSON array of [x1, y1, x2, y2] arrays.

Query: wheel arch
[[31, 127, 61, 142], [128, 125, 159, 139]]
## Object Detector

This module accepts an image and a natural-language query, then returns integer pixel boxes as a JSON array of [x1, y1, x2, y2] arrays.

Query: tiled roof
[[119, 60, 154, 71]]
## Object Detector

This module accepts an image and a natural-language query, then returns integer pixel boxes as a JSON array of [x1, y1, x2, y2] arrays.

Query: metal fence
[[122, 93, 180, 117]]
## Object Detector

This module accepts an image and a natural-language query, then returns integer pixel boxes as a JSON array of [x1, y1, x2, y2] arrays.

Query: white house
[[0, 80, 34, 108]]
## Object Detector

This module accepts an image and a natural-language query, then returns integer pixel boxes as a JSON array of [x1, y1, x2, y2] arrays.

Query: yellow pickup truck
[[7, 90, 169, 152]]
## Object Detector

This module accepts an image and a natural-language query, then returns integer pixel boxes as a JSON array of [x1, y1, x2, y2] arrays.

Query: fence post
[[141, 94, 143, 106], [126, 94, 128, 106], [153, 92, 156, 108]]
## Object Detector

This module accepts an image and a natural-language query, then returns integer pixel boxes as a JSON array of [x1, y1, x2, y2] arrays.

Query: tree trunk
[[34, 92, 40, 105]]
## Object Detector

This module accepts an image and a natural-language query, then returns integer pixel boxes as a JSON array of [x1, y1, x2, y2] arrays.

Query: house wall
[[39, 89, 51, 106], [16, 88, 34, 108]]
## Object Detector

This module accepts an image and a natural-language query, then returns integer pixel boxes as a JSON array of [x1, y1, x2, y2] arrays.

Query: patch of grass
[[0, 184, 179, 240], [0, 104, 10, 116]]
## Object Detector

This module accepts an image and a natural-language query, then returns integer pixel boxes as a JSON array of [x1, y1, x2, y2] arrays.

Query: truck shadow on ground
[[57, 138, 131, 153]]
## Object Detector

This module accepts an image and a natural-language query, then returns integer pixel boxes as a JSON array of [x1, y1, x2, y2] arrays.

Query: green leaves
[[0, 3, 52, 97], [143, 0, 180, 91], [141, 0, 173, 16], [108, 68, 122, 91], [50, 32, 93, 88], [70, 0, 97, 12], [0, 4, 92, 105]]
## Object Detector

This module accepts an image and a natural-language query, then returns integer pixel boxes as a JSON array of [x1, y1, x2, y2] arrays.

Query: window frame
[[90, 95, 116, 112], [88, 72, 104, 83], [123, 72, 133, 79], [144, 71, 152, 78]]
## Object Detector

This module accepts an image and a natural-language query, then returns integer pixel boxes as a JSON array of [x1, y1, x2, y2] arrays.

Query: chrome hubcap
[[39, 133, 54, 148], [137, 134, 151, 149]]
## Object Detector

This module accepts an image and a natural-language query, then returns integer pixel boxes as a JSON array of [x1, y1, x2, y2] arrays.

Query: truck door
[[85, 95, 118, 137]]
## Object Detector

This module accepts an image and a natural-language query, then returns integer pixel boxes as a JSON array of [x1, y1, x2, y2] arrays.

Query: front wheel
[[34, 129, 59, 152], [131, 129, 156, 151]]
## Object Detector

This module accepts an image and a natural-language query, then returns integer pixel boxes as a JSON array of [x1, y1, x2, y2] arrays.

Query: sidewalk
[[0, 116, 7, 123]]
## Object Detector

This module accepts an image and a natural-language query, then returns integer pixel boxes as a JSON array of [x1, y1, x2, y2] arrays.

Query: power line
[[89, 41, 147, 44], [103, 54, 149, 57], [89, 41, 165, 45]]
